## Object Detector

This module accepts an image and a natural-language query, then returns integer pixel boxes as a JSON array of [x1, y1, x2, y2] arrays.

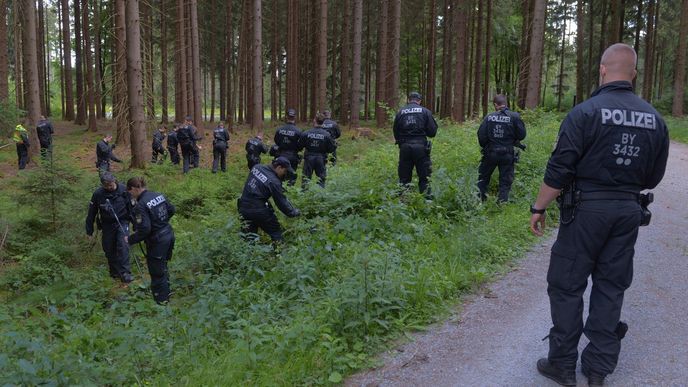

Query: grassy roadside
[[665, 116, 688, 143], [0, 112, 562, 385]]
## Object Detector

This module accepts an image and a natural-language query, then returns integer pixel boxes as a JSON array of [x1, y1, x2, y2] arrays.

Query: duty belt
[[579, 191, 639, 202], [239, 200, 269, 209], [397, 137, 426, 144], [304, 151, 326, 157]]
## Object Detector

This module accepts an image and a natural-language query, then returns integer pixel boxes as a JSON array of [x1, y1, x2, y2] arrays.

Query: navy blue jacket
[[85, 183, 130, 235], [274, 123, 303, 152], [322, 119, 341, 140], [239, 165, 299, 217], [213, 126, 231, 148], [246, 137, 268, 156], [167, 131, 179, 148], [477, 108, 526, 149], [299, 126, 336, 155], [544, 81, 670, 193], [96, 140, 121, 163], [393, 102, 438, 142], [152, 131, 166, 150], [36, 120, 54, 147], [128, 190, 175, 245]]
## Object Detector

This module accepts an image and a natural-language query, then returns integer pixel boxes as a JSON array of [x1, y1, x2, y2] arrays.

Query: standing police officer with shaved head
[[477, 94, 527, 202], [531, 43, 669, 387], [393, 92, 438, 196]]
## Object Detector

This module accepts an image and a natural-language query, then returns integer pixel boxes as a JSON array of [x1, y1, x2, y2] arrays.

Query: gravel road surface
[[347, 141, 688, 387]]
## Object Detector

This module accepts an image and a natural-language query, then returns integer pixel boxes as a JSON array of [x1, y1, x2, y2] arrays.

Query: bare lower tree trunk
[[37, 0, 46, 115], [94, 0, 104, 119], [21, 0, 41, 158], [483, 0, 492, 116], [161, 0, 169, 123], [251, 0, 263, 131], [375, 0, 389, 128], [516, 0, 532, 108], [13, 0, 23, 108], [452, 0, 467, 122], [114, 0, 129, 145], [642, 0, 656, 101], [575, 0, 586, 105], [316, 0, 327, 112], [176, 0, 187, 121], [472, 0, 483, 117], [190, 0, 202, 129], [425, 0, 437, 112], [82, 0, 97, 131], [0, 0, 8, 102], [74, 0, 86, 124], [556, 3, 568, 110], [59, 0, 74, 120], [126, 0, 146, 169], [350, 0, 363, 128], [387, 0, 401, 111], [525, 0, 545, 108], [225, 0, 233, 126], [286, 0, 299, 113], [673, 0, 688, 116]]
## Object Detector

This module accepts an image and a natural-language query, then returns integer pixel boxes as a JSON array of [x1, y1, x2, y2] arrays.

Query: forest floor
[[347, 141, 688, 386]]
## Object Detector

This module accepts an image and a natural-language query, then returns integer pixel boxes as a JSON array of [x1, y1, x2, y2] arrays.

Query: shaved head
[[599, 43, 637, 84]]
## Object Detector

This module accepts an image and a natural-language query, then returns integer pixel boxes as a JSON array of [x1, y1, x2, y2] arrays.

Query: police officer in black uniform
[[190, 124, 202, 168], [36, 116, 54, 160], [96, 134, 122, 172], [125, 177, 176, 304], [321, 110, 341, 165], [167, 125, 180, 165], [85, 172, 133, 283], [151, 126, 167, 164], [273, 108, 303, 186], [477, 94, 527, 202], [245, 132, 269, 170], [212, 122, 231, 173], [530, 44, 669, 387], [300, 113, 337, 188], [237, 157, 301, 241], [393, 92, 438, 196], [177, 117, 195, 173]]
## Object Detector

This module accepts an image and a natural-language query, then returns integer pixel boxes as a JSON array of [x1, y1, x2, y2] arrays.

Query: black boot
[[536, 358, 576, 386], [582, 365, 606, 386]]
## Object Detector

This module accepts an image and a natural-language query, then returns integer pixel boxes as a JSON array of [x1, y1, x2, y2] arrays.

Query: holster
[[557, 181, 580, 225], [425, 140, 432, 155], [639, 192, 654, 227]]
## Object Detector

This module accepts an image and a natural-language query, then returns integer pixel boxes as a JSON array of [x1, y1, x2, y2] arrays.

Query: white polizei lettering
[[146, 195, 166, 209], [279, 129, 295, 136], [251, 168, 269, 183], [487, 115, 511, 123], [308, 133, 326, 140], [600, 108, 657, 130], [401, 107, 423, 115]]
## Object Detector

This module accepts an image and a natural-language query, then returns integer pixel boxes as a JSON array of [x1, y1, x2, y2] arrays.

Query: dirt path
[[347, 141, 688, 387]]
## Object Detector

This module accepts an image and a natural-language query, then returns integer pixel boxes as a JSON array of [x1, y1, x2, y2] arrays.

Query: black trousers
[[152, 145, 166, 163], [246, 155, 261, 170], [168, 147, 180, 165], [144, 232, 174, 304], [212, 144, 227, 173], [303, 153, 327, 188], [181, 144, 193, 173], [239, 207, 283, 241], [16, 144, 29, 170], [398, 142, 432, 194], [279, 151, 300, 186], [192, 144, 200, 167], [546, 199, 641, 376], [39, 142, 52, 161], [101, 223, 132, 281], [477, 149, 515, 202]]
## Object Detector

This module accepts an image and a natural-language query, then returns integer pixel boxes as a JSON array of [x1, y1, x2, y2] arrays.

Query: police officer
[[167, 125, 180, 165], [177, 117, 195, 173], [300, 113, 337, 188], [393, 92, 438, 196], [530, 44, 669, 387], [190, 123, 202, 168], [477, 94, 527, 203], [151, 126, 167, 164], [273, 108, 303, 185], [85, 172, 133, 283], [96, 134, 122, 172], [237, 157, 301, 241], [36, 116, 54, 160], [321, 110, 341, 165], [12, 124, 30, 170], [245, 132, 269, 170], [125, 177, 176, 304], [212, 122, 231, 173]]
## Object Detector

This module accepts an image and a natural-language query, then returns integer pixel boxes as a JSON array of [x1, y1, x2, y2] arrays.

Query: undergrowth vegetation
[[0, 112, 562, 385]]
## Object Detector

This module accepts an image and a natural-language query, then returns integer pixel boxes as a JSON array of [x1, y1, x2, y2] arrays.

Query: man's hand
[[530, 213, 546, 236]]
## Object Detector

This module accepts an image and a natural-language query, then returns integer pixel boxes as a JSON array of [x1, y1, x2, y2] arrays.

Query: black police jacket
[[128, 190, 175, 245], [36, 120, 54, 146], [167, 131, 179, 148], [239, 164, 299, 217], [322, 119, 341, 140], [176, 125, 193, 146], [477, 108, 526, 149], [96, 140, 121, 163], [544, 81, 670, 193], [274, 123, 303, 152], [152, 131, 166, 149], [246, 137, 268, 156], [299, 127, 336, 155], [213, 127, 230, 147], [393, 102, 438, 143], [85, 183, 130, 235]]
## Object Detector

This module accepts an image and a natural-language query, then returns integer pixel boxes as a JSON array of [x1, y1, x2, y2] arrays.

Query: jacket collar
[[591, 80, 634, 97]]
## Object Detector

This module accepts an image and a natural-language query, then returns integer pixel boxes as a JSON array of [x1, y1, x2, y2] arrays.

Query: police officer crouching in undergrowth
[[151, 126, 167, 164], [125, 177, 176, 304], [393, 92, 438, 197], [245, 132, 269, 170], [237, 157, 301, 242], [477, 94, 527, 203], [85, 172, 133, 283], [300, 113, 336, 188], [530, 44, 669, 387]]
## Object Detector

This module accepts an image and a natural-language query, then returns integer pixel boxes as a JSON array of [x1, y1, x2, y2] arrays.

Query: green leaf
[[328, 371, 343, 383]]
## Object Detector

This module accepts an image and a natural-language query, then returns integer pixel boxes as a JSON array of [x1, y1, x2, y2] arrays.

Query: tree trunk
[[176, 0, 187, 121], [74, 0, 86, 124], [13, 0, 23, 108], [316, 0, 327, 112], [142, 0, 154, 120], [340, 0, 352, 123], [642, 0, 655, 101], [37, 0, 46, 116], [609, 0, 622, 43], [114, 0, 129, 145], [439, 0, 453, 117], [0, 0, 7, 102], [60, 0, 74, 119], [632, 0, 643, 90], [483, 0, 492, 116], [575, 0, 586, 104], [225, 0, 233, 126], [20, 0, 41, 158], [375, 0, 389, 128], [350, 0, 363, 128], [425, 0, 437, 112], [556, 3, 568, 111], [473, 0, 484, 117], [270, 0, 279, 121], [286, 0, 299, 114], [387, 0, 401, 112], [364, 0, 371, 120], [452, 0, 467, 122], [161, 0, 169, 123], [251, 0, 263, 130], [57, 0, 65, 115], [82, 0, 97, 131], [126, 0, 146, 169], [517, 0, 532, 108], [525, 0, 545, 108], [94, 0, 104, 119], [190, 0, 202, 129]]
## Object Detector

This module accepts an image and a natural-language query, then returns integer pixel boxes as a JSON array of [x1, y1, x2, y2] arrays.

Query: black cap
[[408, 91, 422, 100], [272, 156, 295, 174], [286, 108, 297, 118], [100, 172, 116, 184]]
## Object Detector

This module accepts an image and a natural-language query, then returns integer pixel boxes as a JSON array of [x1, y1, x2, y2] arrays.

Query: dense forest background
[[2, 0, 688, 167]]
